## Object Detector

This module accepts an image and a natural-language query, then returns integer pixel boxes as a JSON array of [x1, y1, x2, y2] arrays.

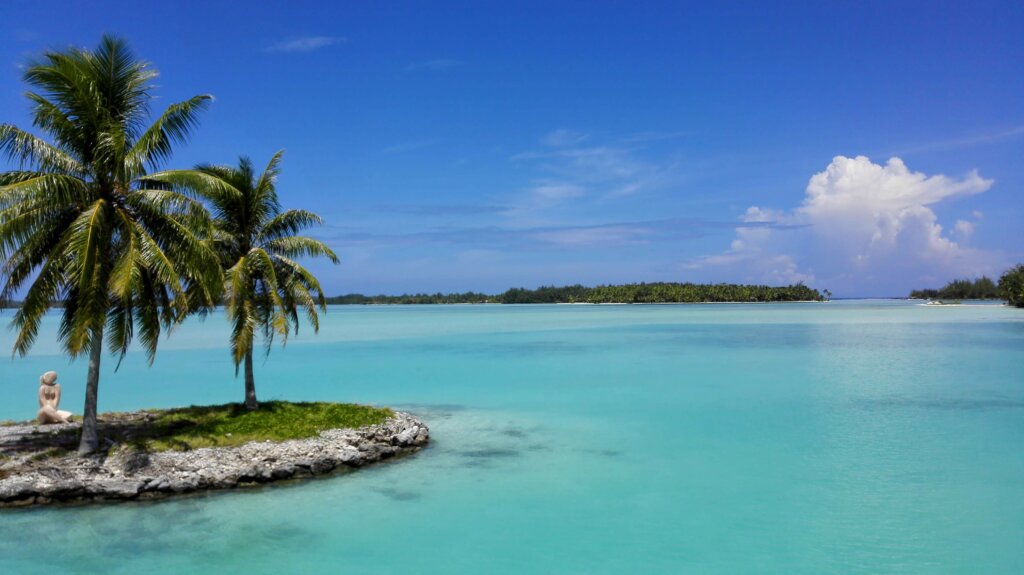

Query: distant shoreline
[[325, 282, 826, 305], [320, 300, 828, 306], [916, 302, 1008, 307]]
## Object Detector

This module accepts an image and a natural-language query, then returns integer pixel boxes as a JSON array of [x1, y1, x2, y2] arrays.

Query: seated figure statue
[[37, 371, 73, 424]]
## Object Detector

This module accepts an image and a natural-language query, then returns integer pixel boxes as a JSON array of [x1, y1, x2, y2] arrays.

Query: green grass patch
[[126, 401, 393, 452]]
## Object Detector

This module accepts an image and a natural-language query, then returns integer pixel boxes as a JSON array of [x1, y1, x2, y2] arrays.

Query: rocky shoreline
[[0, 412, 429, 508]]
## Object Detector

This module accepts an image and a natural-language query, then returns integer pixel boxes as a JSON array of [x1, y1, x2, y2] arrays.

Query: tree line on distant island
[[327, 282, 827, 305], [327, 291, 496, 305], [909, 265, 1024, 307], [909, 277, 1000, 300]]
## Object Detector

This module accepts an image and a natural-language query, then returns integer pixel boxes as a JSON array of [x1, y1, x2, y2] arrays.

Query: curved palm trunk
[[244, 348, 258, 410], [77, 324, 104, 455]]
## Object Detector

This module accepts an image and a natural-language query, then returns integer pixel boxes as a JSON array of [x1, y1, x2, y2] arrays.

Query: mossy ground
[[121, 401, 394, 451], [4, 402, 393, 457]]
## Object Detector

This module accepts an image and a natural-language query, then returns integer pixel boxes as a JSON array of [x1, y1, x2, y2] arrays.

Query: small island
[[909, 267, 1024, 308], [0, 402, 429, 507], [909, 277, 1001, 301]]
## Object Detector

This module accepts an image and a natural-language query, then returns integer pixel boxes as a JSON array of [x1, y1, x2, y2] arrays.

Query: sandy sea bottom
[[1, 300, 1023, 574]]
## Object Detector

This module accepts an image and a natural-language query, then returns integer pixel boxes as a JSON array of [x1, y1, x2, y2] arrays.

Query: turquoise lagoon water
[[1, 300, 1023, 574]]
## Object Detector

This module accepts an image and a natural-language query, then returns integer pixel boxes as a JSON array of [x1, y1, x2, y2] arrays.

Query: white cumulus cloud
[[690, 156, 1004, 295], [954, 219, 975, 239]]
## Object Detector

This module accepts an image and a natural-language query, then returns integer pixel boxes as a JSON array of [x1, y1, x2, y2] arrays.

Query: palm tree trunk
[[244, 348, 258, 410], [77, 324, 104, 455]]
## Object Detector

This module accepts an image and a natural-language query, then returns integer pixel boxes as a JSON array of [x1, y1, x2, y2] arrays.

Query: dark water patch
[[631, 321, 1024, 353], [854, 397, 1024, 411], [479, 340, 593, 357], [394, 403, 467, 412], [461, 459, 495, 469], [576, 447, 623, 458], [256, 524, 312, 544], [374, 487, 423, 501], [502, 427, 528, 438], [406, 337, 597, 358], [391, 403, 467, 419], [363, 337, 597, 360], [460, 447, 520, 459]]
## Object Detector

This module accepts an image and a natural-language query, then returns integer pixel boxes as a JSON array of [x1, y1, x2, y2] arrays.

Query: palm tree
[[1000, 264, 1024, 308], [150, 152, 338, 410], [0, 37, 221, 454]]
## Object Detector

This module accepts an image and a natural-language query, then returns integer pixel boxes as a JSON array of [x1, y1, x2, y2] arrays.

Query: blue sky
[[2, 0, 1022, 296]]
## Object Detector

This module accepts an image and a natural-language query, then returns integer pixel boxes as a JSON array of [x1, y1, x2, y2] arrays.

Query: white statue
[[37, 371, 73, 424]]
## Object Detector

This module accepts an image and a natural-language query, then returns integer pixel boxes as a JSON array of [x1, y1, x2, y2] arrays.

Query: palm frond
[[88, 35, 155, 139], [282, 273, 321, 334], [224, 257, 257, 367], [131, 188, 212, 227], [23, 93, 85, 161], [133, 224, 186, 302], [265, 235, 339, 263], [125, 191, 222, 294], [0, 202, 76, 262], [272, 255, 328, 311], [61, 199, 110, 352], [252, 150, 283, 222], [109, 211, 143, 299], [0, 172, 91, 210], [144, 169, 243, 203], [106, 297, 134, 368], [23, 49, 106, 161], [11, 246, 70, 357], [246, 247, 289, 338], [127, 94, 213, 174], [258, 209, 324, 242], [0, 124, 84, 174]]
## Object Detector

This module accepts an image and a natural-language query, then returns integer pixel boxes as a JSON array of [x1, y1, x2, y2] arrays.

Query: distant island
[[909, 277, 1001, 300], [909, 266, 1024, 308], [0, 282, 825, 310], [326, 282, 826, 305]]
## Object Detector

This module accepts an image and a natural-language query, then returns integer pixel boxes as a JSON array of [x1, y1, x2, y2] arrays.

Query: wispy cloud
[[529, 183, 585, 202], [892, 125, 1024, 155], [378, 203, 509, 216], [513, 144, 677, 200], [382, 139, 439, 154], [406, 59, 464, 72], [541, 129, 589, 147], [264, 36, 346, 53], [318, 217, 783, 250], [530, 224, 655, 247], [619, 130, 693, 144]]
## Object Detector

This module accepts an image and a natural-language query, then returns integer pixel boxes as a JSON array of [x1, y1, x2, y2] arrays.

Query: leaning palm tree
[[150, 152, 338, 410], [0, 37, 222, 454]]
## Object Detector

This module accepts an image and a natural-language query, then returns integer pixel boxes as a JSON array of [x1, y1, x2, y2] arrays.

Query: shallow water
[[1, 300, 1023, 574]]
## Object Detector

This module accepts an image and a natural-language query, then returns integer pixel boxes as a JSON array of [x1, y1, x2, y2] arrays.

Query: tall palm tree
[[0, 37, 221, 454], [150, 152, 339, 410]]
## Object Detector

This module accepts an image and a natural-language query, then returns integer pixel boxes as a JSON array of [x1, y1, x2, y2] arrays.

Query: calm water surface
[[1, 301, 1023, 574]]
